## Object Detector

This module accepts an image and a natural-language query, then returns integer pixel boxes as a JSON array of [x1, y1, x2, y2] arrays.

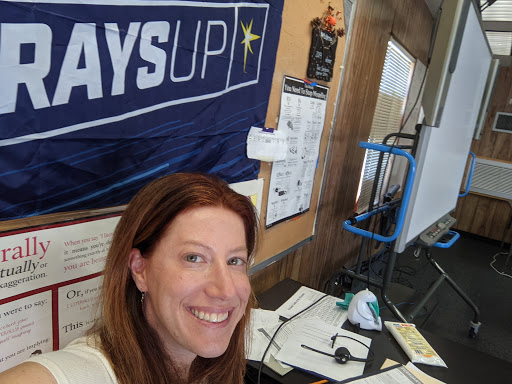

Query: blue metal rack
[[328, 142, 481, 337], [342, 142, 416, 243]]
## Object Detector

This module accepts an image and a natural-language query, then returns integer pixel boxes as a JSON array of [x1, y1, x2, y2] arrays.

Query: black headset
[[301, 333, 374, 364]]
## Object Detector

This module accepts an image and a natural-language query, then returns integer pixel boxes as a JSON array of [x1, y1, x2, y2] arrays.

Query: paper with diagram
[[266, 76, 329, 227]]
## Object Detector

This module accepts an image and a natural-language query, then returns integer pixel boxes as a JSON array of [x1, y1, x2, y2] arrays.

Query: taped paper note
[[246, 127, 288, 162]]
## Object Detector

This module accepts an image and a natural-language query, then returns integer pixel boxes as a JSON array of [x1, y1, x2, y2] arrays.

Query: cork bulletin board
[[253, 0, 346, 268]]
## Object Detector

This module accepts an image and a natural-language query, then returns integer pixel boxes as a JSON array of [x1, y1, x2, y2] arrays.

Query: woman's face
[[129, 205, 251, 365]]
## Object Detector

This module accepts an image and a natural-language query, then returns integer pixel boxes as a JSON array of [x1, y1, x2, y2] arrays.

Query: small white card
[[246, 126, 288, 162]]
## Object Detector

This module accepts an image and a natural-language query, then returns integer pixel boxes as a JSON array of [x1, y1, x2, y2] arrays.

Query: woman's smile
[[189, 308, 230, 323]]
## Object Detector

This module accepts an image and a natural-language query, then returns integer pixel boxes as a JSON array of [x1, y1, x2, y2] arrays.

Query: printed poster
[[266, 77, 329, 227], [0, 292, 53, 371], [0, 215, 119, 372], [58, 276, 103, 349], [0, 216, 119, 299]]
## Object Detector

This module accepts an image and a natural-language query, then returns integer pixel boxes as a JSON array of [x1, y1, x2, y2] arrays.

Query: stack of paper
[[246, 308, 294, 375], [276, 318, 371, 381], [247, 286, 372, 381]]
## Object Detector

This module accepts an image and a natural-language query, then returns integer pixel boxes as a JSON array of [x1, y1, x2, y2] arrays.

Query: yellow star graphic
[[240, 19, 260, 73]]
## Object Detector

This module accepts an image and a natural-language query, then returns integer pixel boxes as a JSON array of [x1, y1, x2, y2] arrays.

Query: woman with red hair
[[1, 173, 259, 384]]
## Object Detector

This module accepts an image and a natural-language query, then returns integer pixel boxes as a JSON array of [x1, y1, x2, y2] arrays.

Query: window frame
[[355, 38, 415, 214]]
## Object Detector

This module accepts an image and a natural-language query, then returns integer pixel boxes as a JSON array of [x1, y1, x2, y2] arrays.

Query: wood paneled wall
[[250, 0, 433, 295], [454, 66, 512, 243]]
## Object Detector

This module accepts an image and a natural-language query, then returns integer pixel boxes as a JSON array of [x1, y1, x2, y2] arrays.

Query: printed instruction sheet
[[266, 76, 329, 227]]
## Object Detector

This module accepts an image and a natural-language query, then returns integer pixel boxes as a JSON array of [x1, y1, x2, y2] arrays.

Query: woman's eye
[[185, 254, 203, 263], [228, 257, 246, 266]]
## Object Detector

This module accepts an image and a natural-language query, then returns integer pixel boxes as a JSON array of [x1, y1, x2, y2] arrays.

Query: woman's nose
[[205, 262, 237, 300]]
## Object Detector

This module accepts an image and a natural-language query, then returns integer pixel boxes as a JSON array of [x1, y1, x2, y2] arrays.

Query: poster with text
[[0, 216, 120, 300], [0, 215, 118, 373], [266, 77, 329, 227], [0, 292, 53, 371], [58, 276, 103, 349]]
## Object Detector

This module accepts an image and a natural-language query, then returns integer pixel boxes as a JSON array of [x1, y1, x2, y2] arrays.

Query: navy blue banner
[[0, 0, 283, 220]]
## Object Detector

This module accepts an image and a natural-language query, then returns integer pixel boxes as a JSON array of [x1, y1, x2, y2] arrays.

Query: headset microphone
[[301, 344, 373, 364]]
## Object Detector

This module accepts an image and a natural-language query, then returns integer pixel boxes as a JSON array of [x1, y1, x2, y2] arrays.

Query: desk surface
[[247, 278, 512, 383]]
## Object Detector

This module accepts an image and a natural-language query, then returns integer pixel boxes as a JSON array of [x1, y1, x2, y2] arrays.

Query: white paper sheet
[[256, 320, 296, 365], [247, 285, 348, 378], [246, 308, 281, 362], [275, 285, 348, 327], [275, 318, 371, 382], [406, 362, 446, 383], [246, 309, 294, 375], [349, 364, 425, 384], [229, 178, 264, 220], [246, 126, 288, 162]]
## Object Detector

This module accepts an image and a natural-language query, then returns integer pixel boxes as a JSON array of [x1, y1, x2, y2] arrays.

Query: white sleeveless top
[[26, 336, 117, 384]]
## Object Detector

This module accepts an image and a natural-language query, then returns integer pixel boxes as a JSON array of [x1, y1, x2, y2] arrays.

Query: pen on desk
[[308, 380, 328, 384]]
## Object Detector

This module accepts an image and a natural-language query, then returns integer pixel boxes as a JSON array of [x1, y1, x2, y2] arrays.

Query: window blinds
[[356, 40, 414, 213]]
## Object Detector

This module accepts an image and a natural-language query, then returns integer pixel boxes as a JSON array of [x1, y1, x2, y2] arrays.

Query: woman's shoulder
[[27, 335, 103, 363], [0, 361, 58, 384], [53, 334, 102, 355], [0, 335, 117, 384]]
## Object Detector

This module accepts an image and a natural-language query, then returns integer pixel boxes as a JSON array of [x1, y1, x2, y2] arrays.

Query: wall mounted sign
[[0, 0, 283, 220], [307, 4, 344, 82]]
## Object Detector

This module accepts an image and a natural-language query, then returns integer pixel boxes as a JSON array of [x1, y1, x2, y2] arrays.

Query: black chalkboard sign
[[307, 28, 338, 82]]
